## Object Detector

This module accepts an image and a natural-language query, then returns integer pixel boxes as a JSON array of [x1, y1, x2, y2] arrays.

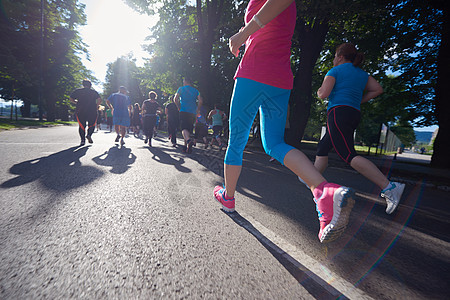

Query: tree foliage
[[103, 55, 144, 104], [0, 0, 93, 121]]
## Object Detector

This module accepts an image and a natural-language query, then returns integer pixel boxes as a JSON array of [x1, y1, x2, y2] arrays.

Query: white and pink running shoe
[[315, 183, 355, 243]]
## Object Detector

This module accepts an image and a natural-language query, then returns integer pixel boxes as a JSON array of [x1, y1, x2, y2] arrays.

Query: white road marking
[[239, 211, 374, 300]]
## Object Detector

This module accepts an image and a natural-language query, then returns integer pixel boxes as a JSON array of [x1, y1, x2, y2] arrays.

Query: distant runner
[[70, 79, 102, 146], [208, 104, 227, 150], [174, 77, 203, 153], [106, 86, 132, 146], [165, 96, 179, 147]]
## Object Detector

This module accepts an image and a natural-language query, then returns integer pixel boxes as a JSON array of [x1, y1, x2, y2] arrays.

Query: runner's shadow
[[147, 147, 191, 173], [188, 146, 225, 177], [222, 210, 345, 299], [1, 146, 104, 191], [92, 145, 136, 174]]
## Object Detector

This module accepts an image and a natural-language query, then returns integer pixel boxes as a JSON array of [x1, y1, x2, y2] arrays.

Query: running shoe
[[213, 185, 235, 213], [115, 135, 120, 143], [381, 182, 405, 214], [80, 140, 85, 146], [187, 139, 194, 154], [144, 137, 148, 144], [315, 183, 355, 243], [86, 135, 93, 144]]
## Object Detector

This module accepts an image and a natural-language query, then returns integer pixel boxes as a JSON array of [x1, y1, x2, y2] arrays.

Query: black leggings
[[76, 112, 97, 141], [143, 115, 157, 138], [316, 105, 361, 164], [168, 119, 179, 145]]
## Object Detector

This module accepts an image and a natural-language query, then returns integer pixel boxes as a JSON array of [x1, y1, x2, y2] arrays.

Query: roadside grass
[[0, 118, 76, 131]]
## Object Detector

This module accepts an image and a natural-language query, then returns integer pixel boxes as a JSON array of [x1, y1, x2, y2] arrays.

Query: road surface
[[1, 125, 449, 299]]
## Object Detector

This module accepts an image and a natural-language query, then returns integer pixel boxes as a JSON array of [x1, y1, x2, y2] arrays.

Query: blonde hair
[[148, 91, 157, 100]]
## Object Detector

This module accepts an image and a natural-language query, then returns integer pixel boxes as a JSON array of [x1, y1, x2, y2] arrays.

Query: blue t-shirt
[[177, 85, 199, 114], [108, 93, 131, 119], [326, 63, 369, 111]]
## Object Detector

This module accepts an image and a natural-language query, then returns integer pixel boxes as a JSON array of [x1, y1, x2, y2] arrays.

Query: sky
[[78, 0, 158, 91]]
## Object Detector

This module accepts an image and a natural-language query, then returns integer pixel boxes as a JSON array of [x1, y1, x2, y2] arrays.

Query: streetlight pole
[[38, 0, 44, 121]]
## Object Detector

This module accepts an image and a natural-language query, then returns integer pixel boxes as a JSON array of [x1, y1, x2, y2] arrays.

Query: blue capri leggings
[[224, 78, 295, 166]]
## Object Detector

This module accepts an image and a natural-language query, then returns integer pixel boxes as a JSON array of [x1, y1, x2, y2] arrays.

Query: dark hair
[[336, 43, 365, 67], [82, 79, 92, 88], [149, 91, 157, 100]]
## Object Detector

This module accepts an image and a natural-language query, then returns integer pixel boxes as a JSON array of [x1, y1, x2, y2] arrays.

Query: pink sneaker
[[213, 185, 235, 212], [315, 183, 355, 243]]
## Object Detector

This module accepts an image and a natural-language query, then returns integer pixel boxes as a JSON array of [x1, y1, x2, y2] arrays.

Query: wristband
[[252, 15, 265, 29]]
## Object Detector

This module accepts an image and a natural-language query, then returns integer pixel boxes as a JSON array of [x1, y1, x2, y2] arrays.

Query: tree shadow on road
[[147, 146, 191, 173], [92, 145, 136, 174], [1, 146, 104, 192], [187, 146, 225, 177]]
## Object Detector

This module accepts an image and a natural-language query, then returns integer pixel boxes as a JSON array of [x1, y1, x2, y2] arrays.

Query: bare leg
[[224, 164, 242, 197], [283, 149, 327, 192], [314, 156, 329, 174], [182, 129, 190, 144], [115, 125, 120, 135], [350, 155, 389, 189]]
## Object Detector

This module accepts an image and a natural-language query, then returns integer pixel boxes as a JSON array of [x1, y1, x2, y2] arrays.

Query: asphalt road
[[0, 125, 449, 299]]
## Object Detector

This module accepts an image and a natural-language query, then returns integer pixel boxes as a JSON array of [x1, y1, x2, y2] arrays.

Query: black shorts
[[212, 125, 223, 137], [316, 105, 360, 164], [195, 123, 208, 139], [179, 111, 195, 133]]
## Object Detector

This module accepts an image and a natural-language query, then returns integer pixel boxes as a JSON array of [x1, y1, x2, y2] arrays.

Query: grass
[[0, 118, 76, 131]]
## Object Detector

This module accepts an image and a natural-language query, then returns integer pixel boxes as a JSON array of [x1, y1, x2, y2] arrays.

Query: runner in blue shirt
[[106, 86, 132, 146], [174, 77, 203, 153], [314, 42, 405, 214]]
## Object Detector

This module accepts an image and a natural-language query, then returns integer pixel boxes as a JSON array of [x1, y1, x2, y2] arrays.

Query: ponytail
[[353, 52, 365, 67], [336, 43, 365, 67]]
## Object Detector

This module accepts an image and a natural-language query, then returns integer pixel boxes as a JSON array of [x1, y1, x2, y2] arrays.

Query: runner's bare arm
[[362, 76, 383, 103], [317, 76, 336, 99], [174, 93, 180, 110]]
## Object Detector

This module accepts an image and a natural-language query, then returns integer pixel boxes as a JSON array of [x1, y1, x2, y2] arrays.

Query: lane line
[[227, 211, 374, 300]]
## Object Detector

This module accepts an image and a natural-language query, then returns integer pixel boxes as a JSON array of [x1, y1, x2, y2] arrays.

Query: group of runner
[[70, 0, 406, 244], [70, 79, 227, 151]]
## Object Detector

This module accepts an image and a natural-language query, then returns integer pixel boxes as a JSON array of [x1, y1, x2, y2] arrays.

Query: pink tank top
[[234, 0, 296, 90]]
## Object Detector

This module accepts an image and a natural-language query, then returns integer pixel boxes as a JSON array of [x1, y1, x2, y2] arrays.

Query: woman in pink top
[[214, 0, 356, 243]]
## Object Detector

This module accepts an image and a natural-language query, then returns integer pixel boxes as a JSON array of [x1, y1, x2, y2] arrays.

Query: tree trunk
[[286, 19, 329, 149], [21, 101, 31, 118], [431, 4, 450, 168], [196, 0, 223, 108]]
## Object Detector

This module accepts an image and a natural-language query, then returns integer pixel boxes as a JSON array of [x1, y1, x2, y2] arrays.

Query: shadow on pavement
[[187, 146, 225, 177], [224, 210, 346, 300], [1, 146, 104, 191], [92, 145, 136, 174], [147, 146, 191, 173]]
